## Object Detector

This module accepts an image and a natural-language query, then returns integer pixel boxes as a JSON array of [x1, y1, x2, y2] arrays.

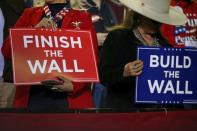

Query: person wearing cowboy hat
[[99, 0, 188, 108]]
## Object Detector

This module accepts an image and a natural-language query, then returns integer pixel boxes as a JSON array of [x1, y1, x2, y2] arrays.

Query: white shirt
[[0, 8, 4, 76]]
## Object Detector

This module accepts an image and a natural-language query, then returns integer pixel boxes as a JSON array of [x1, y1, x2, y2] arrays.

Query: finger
[[132, 60, 143, 65], [130, 61, 143, 70], [43, 18, 50, 24], [133, 62, 144, 70], [130, 69, 142, 76], [133, 64, 144, 73], [47, 19, 54, 28], [128, 63, 139, 71], [50, 87, 60, 92], [56, 76, 66, 82], [129, 64, 143, 76], [135, 70, 143, 76], [56, 76, 71, 82], [135, 61, 144, 67], [42, 20, 51, 28], [51, 87, 58, 90], [47, 19, 55, 30], [51, 21, 57, 31], [51, 88, 63, 92], [51, 83, 69, 92], [43, 17, 49, 21], [52, 85, 63, 91], [39, 20, 47, 28], [52, 83, 73, 92]]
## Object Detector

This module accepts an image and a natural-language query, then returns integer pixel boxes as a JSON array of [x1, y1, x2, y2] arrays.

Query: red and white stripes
[[56, 7, 69, 21], [43, 5, 69, 22]]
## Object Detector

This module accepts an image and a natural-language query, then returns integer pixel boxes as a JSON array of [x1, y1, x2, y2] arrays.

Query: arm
[[99, 31, 127, 85], [100, 31, 143, 88]]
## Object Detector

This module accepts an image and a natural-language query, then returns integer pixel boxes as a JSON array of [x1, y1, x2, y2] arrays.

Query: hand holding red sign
[[10, 28, 99, 85], [41, 76, 73, 92]]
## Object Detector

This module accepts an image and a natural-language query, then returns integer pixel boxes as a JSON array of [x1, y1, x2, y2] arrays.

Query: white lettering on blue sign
[[147, 80, 193, 95], [149, 55, 191, 68]]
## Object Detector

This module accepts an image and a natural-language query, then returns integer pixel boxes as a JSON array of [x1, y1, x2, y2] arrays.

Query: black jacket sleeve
[[99, 30, 134, 87]]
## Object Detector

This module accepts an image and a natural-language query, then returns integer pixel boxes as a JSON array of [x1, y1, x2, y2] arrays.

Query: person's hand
[[34, 17, 57, 30], [41, 76, 73, 92], [51, 76, 73, 92], [123, 60, 144, 77], [97, 33, 108, 46]]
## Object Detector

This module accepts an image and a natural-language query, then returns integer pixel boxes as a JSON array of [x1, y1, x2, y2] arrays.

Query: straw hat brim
[[120, 0, 188, 25]]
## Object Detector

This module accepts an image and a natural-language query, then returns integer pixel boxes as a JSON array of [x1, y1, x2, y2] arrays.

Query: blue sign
[[135, 47, 197, 104]]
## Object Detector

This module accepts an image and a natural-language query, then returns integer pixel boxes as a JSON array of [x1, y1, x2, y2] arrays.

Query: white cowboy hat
[[119, 0, 188, 25]]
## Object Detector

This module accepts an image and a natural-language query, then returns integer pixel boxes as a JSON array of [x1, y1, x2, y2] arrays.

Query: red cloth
[[1, 7, 98, 109], [161, 0, 197, 47], [0, 110, 197, 131]]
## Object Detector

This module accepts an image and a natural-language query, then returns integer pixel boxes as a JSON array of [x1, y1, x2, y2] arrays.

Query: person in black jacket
[[99, 0, 188, 108]]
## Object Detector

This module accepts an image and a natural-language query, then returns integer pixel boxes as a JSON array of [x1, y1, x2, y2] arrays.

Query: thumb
[[56, 76, 71, 82]]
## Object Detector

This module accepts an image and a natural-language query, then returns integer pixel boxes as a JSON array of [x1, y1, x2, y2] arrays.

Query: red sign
[[10, 28, 99, 85]]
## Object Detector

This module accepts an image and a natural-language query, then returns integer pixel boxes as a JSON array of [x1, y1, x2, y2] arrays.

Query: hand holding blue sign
[[123, 60, 144, 77]]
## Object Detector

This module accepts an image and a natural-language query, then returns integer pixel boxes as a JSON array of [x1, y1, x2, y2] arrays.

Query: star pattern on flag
[[175, 26, 187, 35]]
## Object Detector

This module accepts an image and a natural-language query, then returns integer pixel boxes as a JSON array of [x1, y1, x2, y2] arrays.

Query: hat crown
[[140, 0, 171, 13], [119, 0, 187, 25]]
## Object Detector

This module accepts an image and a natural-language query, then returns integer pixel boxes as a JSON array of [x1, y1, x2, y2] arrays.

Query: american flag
[[175, 26, 187, 35]]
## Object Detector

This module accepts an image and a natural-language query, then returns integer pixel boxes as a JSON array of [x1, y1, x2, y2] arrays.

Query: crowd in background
[[0, 0, 196, 109]]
